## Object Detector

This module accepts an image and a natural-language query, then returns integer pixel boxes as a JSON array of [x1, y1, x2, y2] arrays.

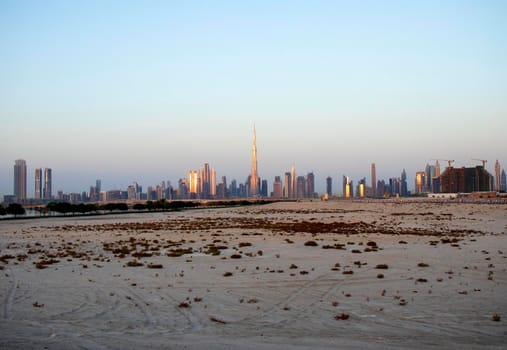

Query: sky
[[1, 0, 506, 196]]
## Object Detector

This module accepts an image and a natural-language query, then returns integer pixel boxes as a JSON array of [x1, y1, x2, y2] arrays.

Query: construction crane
[[431, 159, 454, 168], [471, 159, 487, 168]]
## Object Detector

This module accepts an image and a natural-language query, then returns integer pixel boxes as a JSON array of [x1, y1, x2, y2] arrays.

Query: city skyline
[[1, 1, 506, 195], [3, 154, 505, 203]]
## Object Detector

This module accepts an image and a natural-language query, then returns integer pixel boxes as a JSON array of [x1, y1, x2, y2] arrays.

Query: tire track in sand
[[2, 267, 17, 320]]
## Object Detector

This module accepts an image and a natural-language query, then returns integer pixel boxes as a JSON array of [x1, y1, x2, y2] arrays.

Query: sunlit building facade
[[249, 126, 259, 197], [343, 176, 352, 198], [415, 171, 426, 194]]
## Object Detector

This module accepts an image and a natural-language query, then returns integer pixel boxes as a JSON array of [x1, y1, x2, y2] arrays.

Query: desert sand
[[0, 200, 506, 349]]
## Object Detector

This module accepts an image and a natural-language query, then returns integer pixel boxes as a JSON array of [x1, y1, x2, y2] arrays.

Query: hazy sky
[[1, 0, 506, 196]]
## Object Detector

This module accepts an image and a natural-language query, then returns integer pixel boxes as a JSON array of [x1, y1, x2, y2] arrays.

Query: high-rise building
[[390, 177, 401, 196], [249, 126, 259, 197], [43, 168, 52, 199], [291, 164, 296, 199], [14, 159, 27, 201], [306, 172, 315, 198], [210, 167, 216, 197], [229, 179, 238, 198], [358, 178, 366, 197], [501, 170, 506, 192], [425, 164, 436, 192], [261, 179, 268, 197], [202, 163, 211, 199], [440, 166, 492, 193], [371, 163, 376, 197], [435, 160, 441, 178], [284, 172, 292, 198], [401, 169, 408, 196], [296, 176, 306, 198], [273, 176, 283, 198], [415, 171, 426, 194], [343, 176, 352, 198], [178, 178, 189, 199], [35, 168, 42, 199], [495, 160, 501, 191], [96, 179, 101, 194], [326, 176, 332, 196], [189, 170, 199, 197], [128, 182, 142, 200]]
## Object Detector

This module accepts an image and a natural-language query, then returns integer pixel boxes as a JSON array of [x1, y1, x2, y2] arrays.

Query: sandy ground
[[0, 201, 506, 349]]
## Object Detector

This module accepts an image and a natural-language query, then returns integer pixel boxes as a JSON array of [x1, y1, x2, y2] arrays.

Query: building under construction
[[440, 166, 492, 193]]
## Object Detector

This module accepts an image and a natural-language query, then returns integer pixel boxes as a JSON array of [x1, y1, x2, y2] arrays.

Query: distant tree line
[[0, 203, 26, 217], [0, 199, 275, 219], [132, 199, 201, 211], [46, 202, 128, 215]]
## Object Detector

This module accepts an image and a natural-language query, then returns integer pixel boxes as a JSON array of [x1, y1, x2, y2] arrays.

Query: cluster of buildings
[[341, 166, 409, 199], [7, 160, 54, 204], [3, 129, 506, 204], [414, 160, 506, 195]]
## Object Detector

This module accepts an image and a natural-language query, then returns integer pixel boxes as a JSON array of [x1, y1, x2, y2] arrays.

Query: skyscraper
[[371, 163, 376, 198], [189, 170, 198, 197], [435, 160, 441, 178], [261, 179, 268, 197], [415, 171, 426, 194], [358, 178, 366, 197], [249, 126, 259, 197], [501, 170, 506, 192], [326, 176, 332, 196], [284, 172, 292, 198], [306, 172, 315, 198], [425, 164, 436, 192], [401, 169, 408, 197], [495, 160, 501, 191], [203, 163, 211, 199], [296, 176, 306, 198], [43, 168, 52, 199], [210, 167, 216, 197], [273, 176, 283, 198], [343, 176, 352, 198], [291, 164, 296, 199], [35, 168, 42, 199], [14, 159, 27, 201]]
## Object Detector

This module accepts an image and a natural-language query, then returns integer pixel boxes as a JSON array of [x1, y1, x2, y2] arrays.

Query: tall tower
[[495, 160, 501, 191], [284, 172, 291, 198], [371, 163, 376, 197], [189, 170, 198, 196], [14, 159, 27, 201], [249, 125, 259, 197], [291, 164, 296, 198], [210, 167, 216, 197], [43, 168, 52, 199], [35, 168, 42, 199], [326, 176, 332, 196]]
